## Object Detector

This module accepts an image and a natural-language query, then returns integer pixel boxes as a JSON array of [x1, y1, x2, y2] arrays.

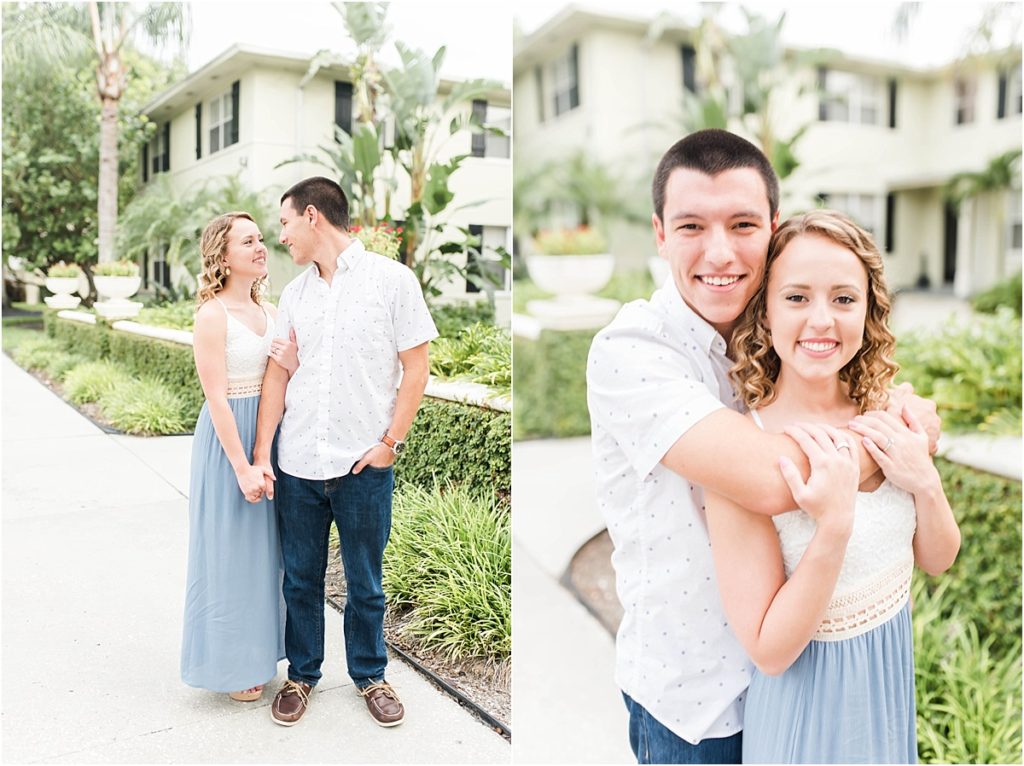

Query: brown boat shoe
[[271, 679, 313, 727], [358, 681, 405, 727]]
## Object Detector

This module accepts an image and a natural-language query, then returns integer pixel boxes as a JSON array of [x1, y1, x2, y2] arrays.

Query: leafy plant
[[136, 299, 195, 330], [896, 308, 1022, 434], [429, 299, 494, 339], [972, 272, 1022, 317], [99, 376, 188, 434], [93, 259, 139, 277], [351, 224, 402, 260], [533, 226, 607, 256], [64, 360, 132, 404], [47, 261, 82, 278], [384, 482, 510, 662], [429, 322, 510, 395]]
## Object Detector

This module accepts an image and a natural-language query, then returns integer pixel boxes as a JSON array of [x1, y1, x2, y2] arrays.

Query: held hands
[[848, 406, 940, 496], [236, 463, 273, 504], [352, 442, 395, 474], [252, 458, 277, 501], [779, 424, 859, 538], [886, 383, 941, 455], [269, 328, 299, 376]]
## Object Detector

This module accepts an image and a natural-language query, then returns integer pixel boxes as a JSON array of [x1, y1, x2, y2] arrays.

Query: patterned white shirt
[[274, 239, 438, 480], [586, 279, 754, 745]]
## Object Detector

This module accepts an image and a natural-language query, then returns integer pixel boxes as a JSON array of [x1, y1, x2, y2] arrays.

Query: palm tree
[[2, 2, 189, 264]]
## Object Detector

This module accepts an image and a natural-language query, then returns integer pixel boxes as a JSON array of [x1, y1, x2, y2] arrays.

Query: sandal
[[228, 685, 264, 702]]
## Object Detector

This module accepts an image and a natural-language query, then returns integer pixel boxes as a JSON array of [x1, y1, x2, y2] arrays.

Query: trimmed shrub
[[9, 335, 73, 377], [513, 328, 594, 439], [399, 398, 510, 500], [971, 272, 1022, 317], [99, 376, 189, 435], [430, 299, 494, 339], [64, 360, 133, 405], [384, 482, 510, 661], [136, 300, 196, 331]]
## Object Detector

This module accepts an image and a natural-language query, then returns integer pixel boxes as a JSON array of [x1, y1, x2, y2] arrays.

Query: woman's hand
[[269, 327, 299, 376], [779, 423, 859, 539], [848, 405, 939, 496], [235, 463, 266, 503]]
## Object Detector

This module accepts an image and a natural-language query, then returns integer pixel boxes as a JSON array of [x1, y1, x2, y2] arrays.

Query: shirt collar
[[651, 275, 729, 357], [311, 237, 365, 279]]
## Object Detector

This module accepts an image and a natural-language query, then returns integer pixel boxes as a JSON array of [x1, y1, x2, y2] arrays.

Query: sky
[[186, 1, 512, 82], [513, 2, 1022, 69]]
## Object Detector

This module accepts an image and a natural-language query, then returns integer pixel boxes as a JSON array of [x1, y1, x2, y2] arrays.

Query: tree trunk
[[97, 94, 119, 264]]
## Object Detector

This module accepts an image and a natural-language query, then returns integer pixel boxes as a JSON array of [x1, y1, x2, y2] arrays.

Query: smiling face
[[222, 217, 268, 281], [764, 233, 869, 385], [653, 167, 778, 341], [278, 198, 314, 266]]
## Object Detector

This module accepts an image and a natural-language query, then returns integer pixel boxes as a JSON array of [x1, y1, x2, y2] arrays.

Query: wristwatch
[[381, 432, 406, 456]]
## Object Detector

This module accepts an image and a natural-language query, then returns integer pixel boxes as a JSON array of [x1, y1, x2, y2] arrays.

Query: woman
[[181, 212, 297, 702], [706, 210, 961, 763]]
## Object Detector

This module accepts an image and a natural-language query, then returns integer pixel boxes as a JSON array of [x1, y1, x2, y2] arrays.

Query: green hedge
[[399, 397, 510, 499], [513, 328, 594, 439]]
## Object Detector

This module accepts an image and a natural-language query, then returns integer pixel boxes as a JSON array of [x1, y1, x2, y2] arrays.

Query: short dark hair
[[280, 176, 350, 230], [651, 129, 780, 222]]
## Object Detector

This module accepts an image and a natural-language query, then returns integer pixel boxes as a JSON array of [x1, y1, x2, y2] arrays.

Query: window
[[681, 44, 697, 94], [335, 81, 353, 136], [888, 79, 898, 128], [885, 193, 895, 253], [827, 193, 883, 236], [471, 100, 510, 159], [954, 77, 976, 125], [552, 44, 580, 117], [208, 81, 239, 154], [534, 65, 545, 123], [1009, 190, 1022, 251], [818, 69, 883, 125], [194, 103, 202, 160], [465, 225, 511, 293], [149, 122, 169, 177], [998, 67, 1023, 119]]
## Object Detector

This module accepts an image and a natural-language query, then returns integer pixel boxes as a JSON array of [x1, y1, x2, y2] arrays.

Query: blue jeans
[[276, 465, 394, 690], [623, 693, 743, 764]]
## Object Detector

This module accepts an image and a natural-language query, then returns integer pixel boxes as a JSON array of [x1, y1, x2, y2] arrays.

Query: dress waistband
[[226, 375, 263, 399], [813, 559, 913, 642]]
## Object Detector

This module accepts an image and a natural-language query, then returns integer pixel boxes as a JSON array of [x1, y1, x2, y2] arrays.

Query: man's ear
[[652, 213, 666, 252], [305, 205, 318, 227], [770, 209, 781, 233]]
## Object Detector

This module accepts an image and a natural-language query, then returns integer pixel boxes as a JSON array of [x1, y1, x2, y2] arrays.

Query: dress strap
[[749, 409, 765, 430], [211, 296, 230, 318]]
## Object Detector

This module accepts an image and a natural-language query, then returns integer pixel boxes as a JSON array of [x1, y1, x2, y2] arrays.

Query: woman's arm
[[706, 424, 858, 676], [193, 302, 266, 502], [849, 406, 960, 575]]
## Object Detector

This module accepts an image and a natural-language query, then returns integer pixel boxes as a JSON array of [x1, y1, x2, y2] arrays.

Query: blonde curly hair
[[195, 211, 265, 306], [730, 209, 898, 413]]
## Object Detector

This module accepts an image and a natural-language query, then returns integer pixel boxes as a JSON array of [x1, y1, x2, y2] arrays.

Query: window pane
[[209, 97, 220, 125], [210, 127, 220, 154]]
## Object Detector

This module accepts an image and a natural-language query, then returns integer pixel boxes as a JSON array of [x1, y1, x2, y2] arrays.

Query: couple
[[587, 130, 961, 764], [179, 177, 438, 728]]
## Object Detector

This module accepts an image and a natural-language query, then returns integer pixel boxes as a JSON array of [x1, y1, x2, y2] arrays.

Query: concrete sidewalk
[[1, 355, 509, 764]]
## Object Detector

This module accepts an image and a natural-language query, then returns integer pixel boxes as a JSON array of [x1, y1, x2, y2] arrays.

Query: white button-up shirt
[[274, 240, 438, 480], [587, 279, 753, 745]]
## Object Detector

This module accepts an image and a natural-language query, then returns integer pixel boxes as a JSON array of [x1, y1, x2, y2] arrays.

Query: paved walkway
[[1, 355, 509, 764]]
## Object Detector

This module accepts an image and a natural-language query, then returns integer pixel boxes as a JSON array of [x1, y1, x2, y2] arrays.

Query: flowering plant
[[93, 259, 140, 277], [47, 261, 82, 278], [533, 226, 607, 256], [351, 224, 403, 261]]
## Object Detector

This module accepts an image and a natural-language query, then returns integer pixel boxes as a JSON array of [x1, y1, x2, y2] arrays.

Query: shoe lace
[[280, 680, 310, 705], [360, 681, 401, 703]]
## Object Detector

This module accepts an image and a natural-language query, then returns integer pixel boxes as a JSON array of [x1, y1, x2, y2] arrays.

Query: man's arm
[[352, 341, 430, 473], [662, 409, 880, 516], [252, 361, 288, 498]]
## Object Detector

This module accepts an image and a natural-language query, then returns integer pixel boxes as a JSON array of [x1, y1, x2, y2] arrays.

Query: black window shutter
[[142, 144, 149, 183], [818, 67, 828, 121], [888, 79, 897, 128], [569, 43, 580, 109], [466, 224, 484, 293], [681, 44, 697, 94], [335, 81, 353, 135], [885, 193, 895, 253], [195, 103, 202, 159], [162, 122, 170, 172], [998, 73, 1008, 119], [816, 192, 829, 207], [534, 66, 545, 123], [471, 99, 487, 157], [230, 80, 240, 145]]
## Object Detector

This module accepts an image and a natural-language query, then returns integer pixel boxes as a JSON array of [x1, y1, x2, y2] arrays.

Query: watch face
[[393, 440, 406, 455]]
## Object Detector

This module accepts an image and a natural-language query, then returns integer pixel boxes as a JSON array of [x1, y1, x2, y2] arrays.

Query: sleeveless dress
[[741, 411, 919, 764], [181, 299, 285, 692]]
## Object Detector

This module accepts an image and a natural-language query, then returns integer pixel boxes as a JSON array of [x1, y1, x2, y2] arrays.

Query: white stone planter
[[94, 275, 143, 319], [43, 276, 82, 309], [526, 254, 620, 330]]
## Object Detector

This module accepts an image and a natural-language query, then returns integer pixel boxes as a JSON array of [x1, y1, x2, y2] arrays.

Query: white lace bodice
[[213, 298, 273, 397], [753, 411, 918, 640]]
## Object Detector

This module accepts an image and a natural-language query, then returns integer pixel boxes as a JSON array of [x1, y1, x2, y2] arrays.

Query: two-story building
[[514, 7, 1022, 296], [139, 44, 511, 301]]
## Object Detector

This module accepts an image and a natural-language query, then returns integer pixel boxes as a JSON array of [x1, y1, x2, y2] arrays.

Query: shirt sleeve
[[587, 313, 725, 480], [390, 264, 439, 351]]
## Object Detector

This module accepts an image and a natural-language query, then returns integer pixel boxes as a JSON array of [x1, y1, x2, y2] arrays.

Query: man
[[586, 129, 938, 763], [253, 176, 437, 728]]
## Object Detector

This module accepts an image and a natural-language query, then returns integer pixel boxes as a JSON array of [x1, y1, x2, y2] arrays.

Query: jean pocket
[[360, 464, 393, 474]]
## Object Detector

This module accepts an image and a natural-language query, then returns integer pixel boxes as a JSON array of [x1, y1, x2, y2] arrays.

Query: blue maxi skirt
[[180, 396, 285, 692], [742, 601, 917, 764]]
